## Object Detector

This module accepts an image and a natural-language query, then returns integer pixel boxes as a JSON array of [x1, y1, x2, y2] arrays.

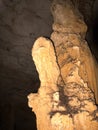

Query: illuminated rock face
[[28, 0, 98, 130], [51, 0, 98, 104]]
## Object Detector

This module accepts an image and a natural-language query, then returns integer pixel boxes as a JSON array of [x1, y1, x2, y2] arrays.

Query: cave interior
[[0, 0, 98, 130]]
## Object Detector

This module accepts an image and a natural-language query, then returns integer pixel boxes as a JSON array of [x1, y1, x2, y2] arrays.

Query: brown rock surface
[[51, 0, 98, 104], [28, 0, 98, 130], [32, 37, 60, 88]]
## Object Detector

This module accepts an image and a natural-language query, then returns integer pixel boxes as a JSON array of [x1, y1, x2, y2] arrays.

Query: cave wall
[[0, 0, 52, 130], [0, 0, 98, 130]]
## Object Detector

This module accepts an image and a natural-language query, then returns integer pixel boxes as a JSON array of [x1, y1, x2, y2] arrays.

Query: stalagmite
[[28, 0, 98, 130]]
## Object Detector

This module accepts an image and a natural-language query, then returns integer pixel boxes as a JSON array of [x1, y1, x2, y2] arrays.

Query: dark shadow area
[[85, 0, 98, 61], [0, 65, 40, 130], [0, 99, 37, 130], [86, 14, 98, 61], [92, 15, 98, 60]]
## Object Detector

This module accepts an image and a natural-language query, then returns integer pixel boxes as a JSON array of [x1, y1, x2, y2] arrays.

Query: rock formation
[[28, 0, 98, 130]]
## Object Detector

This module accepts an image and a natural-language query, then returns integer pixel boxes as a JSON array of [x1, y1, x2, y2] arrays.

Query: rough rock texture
[[51, 0, 98, 104], [28, 0, 98, 130]]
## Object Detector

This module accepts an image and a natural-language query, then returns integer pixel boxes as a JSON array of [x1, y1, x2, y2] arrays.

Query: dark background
[[0, 0, 98, 130]]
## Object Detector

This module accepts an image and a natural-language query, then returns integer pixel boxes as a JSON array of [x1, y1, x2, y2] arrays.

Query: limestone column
[[28, 0, 98, 130]]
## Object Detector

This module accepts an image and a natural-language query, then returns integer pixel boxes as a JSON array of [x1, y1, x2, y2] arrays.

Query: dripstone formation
[[28, 0, 98, 130]]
